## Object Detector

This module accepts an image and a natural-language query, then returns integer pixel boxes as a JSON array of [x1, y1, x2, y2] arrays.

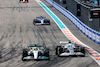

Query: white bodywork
[[65, 43, 75, 55], [59, 41, 84, 56], [28, 47, 42, 59]]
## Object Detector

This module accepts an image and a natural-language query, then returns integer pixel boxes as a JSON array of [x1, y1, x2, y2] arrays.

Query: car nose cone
[[33, 51, 38, 59]]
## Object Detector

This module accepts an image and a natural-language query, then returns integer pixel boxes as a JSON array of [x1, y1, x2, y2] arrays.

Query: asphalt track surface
[[0, 0, 99, 67]]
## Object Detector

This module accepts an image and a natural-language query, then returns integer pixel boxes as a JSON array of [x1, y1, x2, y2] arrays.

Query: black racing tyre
[[44, 50, 50, 60], [33, 19, 37, 22], [33, 22, 35, 25], [56, 46, 60, 55], [22, 49, 28, 57], [44, 19, 50, 24], [74, 47, 80, 52], [22, 57, 26, 61], [75, 45, 82, 52], [44, 49, 49, 57], [22, 49, 28, 61], [81, 47, 85, 57], [33, 19, 37, 25], [56, 46, 62, 56]]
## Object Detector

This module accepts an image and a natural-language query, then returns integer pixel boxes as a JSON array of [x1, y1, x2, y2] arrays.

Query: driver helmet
[[69, 40, 71, 43], [34, 43, 37, 46]]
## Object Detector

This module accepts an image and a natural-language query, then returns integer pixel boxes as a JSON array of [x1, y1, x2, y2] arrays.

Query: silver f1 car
[[33, 16, 50, 25], [56, 41, 85, 57], [22, 44, 50, 61]]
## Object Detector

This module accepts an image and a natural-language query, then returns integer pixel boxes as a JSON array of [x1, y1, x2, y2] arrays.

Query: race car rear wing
[[28, 44, 44, 47], [60, 41, 76, 44], [60, 41, 69, 44]]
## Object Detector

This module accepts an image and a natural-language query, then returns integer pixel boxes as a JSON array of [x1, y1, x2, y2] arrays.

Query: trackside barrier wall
[[45, 0, 100, 45]]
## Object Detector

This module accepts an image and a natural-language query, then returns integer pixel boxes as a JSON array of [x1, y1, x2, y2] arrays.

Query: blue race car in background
[[33, 16, 50, 25], [22, 44, 50, 61]]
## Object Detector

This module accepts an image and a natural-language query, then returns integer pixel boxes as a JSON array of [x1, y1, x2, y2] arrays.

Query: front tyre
[[81, 47, 85, 57], [56, 46, 62, 57], [48, 22, 50, 25], [33, 19, 37, 25], [44, 49, 49, 57], [22, 57, 26, 61]]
